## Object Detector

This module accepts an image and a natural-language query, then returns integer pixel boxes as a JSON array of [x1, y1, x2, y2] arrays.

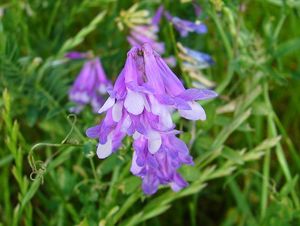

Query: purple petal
[[155, 56, 185, 96], [177, 88, 218, 101], [142, 173, 159, 195], [170, 173, 188, 192], [193, 3, 202, 17], [65, 51, 87, 59], [86, 125, 101, 138], [112, 69, 127, 99], [124, 48, 140, 85], [174, 97, 192, 110], [185, 47, 214, 65], [156, 94, 175, 105], [94, 58, 109, 82], [126, 81, 155, 94], [152, 5, 164, 25], [143, 43, 166, 94]]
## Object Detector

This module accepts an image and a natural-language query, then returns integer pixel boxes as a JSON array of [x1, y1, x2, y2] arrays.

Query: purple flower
[[131, 132, 194, 194], [186, 48, 214, 65], [192, 2, 202, 17], [165, 12, 207, 37], [86, 43, 217, 195], [65, 51, 89, 59], [68, 54, 111, 113], [179, 44, 214, 70], [152, 5, 164, 26]]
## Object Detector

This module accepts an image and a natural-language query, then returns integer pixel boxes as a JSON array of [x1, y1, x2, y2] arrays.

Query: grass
[[1, 0, 300, 225]]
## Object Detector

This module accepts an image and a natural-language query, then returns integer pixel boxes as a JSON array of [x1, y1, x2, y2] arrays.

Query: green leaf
[[252, 136, 281, 152], [215, 116, 253, 132], [20, 178, 42, 210], [0, 154, 13, 167], [59, 11, 106, 54], [141, 205, 171, 222], [212, 109, 251, 149], [98, 154, 124, 176], [121, 176, 141, 194], [180, 165, 201, 181], [266, 0, 300, 8], [275, 38, 300, 57], [76, 218, 89, 226], [280, 175, 299, 197], [222, 147, 244, 165]]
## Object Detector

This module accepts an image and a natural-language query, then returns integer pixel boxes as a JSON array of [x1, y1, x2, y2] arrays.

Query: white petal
[[178, 101, 206, 121], [98, 84, 107, 94], [130, 151, 143, 174], [121, 115, 132, 132], [147, 130, 162, 154], [133, 131, 141, 140], [98, 97, 115, 114], [79, 92, 89, 102], [124, 89, 144, 115], [149, 95, 161, 115], [143, 95, 151, 112], [149, 95, 173, 129], [96, 138, 113, 159], [160, 108, 173, 129], [71, 92, 89, 102], [112, 101, 123, 122]]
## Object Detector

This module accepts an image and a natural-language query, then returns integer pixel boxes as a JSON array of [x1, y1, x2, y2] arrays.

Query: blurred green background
[[1, 0, 300, 225]]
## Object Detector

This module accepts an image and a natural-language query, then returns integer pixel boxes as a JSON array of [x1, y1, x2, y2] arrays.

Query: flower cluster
[[67, 52, 111, 113], [125, 4, 208, 68], [86, 43, 217, 195], [127, 6, 176, 67]]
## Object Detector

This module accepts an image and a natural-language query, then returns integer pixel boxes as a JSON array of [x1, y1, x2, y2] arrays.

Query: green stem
[[111, 191, 141, 225], [263, 83, 300, 209], [209, 8, 234, 94], [209, 8, 233, 60], [105, 166, 120, 205], [89, 158, 99, 182]]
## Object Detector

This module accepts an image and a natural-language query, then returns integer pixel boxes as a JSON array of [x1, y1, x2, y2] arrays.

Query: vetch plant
[[86, 43, 217, 195], [2, 1, 299, 225]]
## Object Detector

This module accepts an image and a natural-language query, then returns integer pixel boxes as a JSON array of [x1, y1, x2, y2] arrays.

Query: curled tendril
[[29, 160, 47, 184], [28, 114, 82, 182]]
